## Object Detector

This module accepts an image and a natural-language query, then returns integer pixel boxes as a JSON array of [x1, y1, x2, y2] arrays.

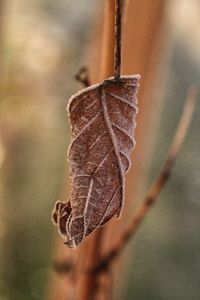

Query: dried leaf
[[52, 75, 140, 248]]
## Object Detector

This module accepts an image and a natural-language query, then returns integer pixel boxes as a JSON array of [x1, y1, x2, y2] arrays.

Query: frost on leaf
[[52, 75, 140, 248]]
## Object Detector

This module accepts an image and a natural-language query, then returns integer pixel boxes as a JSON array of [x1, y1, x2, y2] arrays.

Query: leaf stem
[[114, 0, 121, 81]]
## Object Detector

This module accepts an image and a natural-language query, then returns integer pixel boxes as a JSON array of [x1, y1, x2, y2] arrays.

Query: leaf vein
[[105, 90, 137, 111]]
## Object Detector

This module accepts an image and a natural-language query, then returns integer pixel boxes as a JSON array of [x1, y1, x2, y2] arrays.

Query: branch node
[[75, 66, 90, 87]]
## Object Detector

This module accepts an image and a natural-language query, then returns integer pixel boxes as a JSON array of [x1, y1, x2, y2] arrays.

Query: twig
[[114, 0, 121, 81], [75, 66, 90, 87], [92, 87, 197, 274]]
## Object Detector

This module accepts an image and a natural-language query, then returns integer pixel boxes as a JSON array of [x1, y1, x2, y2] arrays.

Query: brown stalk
[[92, 87, 197, 274], [99, 0, 116, 81], [77, 1, 117, 299]]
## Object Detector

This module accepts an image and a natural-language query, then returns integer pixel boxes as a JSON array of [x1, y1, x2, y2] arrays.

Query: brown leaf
[[52, 75, 140, 248]]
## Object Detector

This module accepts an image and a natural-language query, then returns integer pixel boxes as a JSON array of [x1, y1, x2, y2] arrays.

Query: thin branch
[[75, 66, 90, 87], [114, 0, 121, 81], [92, 87, 197, 274]]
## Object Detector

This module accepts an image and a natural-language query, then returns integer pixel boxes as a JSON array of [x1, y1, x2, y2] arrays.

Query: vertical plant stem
[[79, 229, 105, 300], [114, 0, 121, 81], [78, 1, 121, 299], [99, 0, 115, 81]]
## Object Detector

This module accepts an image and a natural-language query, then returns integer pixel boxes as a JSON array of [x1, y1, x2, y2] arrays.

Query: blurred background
[[0, 0, 199, 299]]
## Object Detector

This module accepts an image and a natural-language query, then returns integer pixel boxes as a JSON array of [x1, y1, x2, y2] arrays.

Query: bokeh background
[[0, 0, 200, 299]]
